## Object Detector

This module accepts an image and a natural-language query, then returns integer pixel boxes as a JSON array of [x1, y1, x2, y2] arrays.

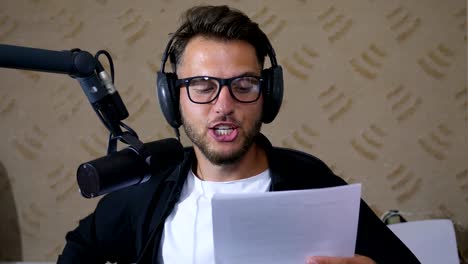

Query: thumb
[[307, 256, 347, 264]]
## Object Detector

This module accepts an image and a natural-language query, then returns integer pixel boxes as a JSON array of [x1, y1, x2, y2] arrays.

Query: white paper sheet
[[388, 219, 459, 264], [211, 184, 361, 264]]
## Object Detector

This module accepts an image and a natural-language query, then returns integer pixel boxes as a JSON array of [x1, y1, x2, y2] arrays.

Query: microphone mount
[[0, 44, 169, 198], [0, 44, 139, 154]]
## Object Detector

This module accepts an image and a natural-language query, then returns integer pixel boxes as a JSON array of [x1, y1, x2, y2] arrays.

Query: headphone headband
[[160, 32, 278, 74], [160, 35, 175, 73]]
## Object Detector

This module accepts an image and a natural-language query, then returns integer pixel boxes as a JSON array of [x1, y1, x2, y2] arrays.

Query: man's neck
[[193, 143, 268, 182]]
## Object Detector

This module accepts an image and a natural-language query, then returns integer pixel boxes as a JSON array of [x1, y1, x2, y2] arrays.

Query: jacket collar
[[163, 133, 287, 190]]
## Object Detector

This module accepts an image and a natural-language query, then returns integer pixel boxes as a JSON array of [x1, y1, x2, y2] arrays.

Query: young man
[[59, 5, 420, 263]]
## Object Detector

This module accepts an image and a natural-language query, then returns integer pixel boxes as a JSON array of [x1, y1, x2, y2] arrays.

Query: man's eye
[[233, 78, 259, 93], [194, 87, 215, 94], [191, 82, 216, 94], [233, 86, 253, 94]]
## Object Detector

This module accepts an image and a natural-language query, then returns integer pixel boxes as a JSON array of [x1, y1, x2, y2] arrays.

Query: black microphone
[[0, 44, 95, 77], [77, 138, 184, 198]]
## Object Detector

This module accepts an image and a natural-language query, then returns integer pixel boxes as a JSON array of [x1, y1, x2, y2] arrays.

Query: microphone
[[0, 44, 95, 77], [0, 44, 129, 135], [77, 138, 184, 198]]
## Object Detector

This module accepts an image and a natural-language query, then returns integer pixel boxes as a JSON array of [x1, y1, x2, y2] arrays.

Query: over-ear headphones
[[157, 34, 283, 129]]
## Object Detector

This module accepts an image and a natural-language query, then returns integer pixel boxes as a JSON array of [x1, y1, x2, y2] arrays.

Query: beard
[[181, 114, 262, 166]]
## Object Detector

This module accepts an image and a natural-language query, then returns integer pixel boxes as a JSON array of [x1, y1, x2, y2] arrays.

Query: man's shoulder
[[268, 146, 347, 189], [271, 147, 328, 166], [269, 146, 332, 172]]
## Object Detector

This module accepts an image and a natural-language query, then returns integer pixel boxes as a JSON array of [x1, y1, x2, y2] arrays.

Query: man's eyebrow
[[239, 71, 261, 76]]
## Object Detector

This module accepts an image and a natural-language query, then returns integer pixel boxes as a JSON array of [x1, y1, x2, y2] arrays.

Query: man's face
[[177, 36, 263, 165]]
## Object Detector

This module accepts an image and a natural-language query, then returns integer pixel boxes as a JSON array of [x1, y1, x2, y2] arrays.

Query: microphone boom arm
[[0, 44, 184, 198], [0, 44, 129, 143]]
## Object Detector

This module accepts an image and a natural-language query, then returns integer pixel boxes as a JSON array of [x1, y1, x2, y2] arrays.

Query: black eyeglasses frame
[[175, 75, 263, 104]]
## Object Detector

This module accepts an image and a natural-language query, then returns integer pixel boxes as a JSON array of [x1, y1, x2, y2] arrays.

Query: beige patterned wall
[[0, 0, 466, 261]]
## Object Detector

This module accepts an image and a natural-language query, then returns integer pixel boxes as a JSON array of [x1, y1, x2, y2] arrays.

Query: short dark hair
[[169, 5, 269, 70]]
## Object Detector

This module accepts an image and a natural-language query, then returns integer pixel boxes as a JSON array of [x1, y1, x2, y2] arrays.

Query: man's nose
[[213, 85, 235, 115]]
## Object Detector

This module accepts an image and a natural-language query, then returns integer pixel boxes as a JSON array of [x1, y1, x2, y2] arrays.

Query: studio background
[[0, 0, 466, 261]]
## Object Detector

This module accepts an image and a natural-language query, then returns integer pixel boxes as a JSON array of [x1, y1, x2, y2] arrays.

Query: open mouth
[[213, 125, 235, 136], [209, 123, 239, 142]]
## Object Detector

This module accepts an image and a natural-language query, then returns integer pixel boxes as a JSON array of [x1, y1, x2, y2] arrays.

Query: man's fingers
[[306, 255, 376, 264], [307, 256, 346, 264]]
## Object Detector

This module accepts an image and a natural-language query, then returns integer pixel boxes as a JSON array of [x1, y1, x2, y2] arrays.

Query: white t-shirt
[[159, 169, 271, 264]]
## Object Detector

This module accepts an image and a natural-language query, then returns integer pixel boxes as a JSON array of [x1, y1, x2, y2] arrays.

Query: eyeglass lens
[[187, 76, 260, 103]]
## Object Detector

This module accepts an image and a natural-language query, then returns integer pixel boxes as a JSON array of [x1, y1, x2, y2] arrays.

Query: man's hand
[[306, 255, 376, 264]]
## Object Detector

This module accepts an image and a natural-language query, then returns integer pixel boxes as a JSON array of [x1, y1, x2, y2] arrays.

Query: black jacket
[[58, 134, 420, 263]]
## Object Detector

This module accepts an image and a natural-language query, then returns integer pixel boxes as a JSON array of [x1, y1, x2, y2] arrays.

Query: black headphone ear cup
[[157, 71, 181, 128], [261, 65, 283, 123]]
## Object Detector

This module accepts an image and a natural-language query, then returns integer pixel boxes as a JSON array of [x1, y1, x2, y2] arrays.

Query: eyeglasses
[[176, 75, 263, 104]]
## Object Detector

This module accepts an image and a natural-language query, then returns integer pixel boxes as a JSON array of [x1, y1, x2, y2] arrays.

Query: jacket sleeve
[[57, 190, 137, 263], [270, 147, 421, 263], [313, 159, 421, 263], [355, 201, 421, 263], [303, 152, 421, 263]]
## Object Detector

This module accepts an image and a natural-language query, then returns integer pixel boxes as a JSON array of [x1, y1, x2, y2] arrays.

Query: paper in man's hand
[[212, 184, 362, 264]]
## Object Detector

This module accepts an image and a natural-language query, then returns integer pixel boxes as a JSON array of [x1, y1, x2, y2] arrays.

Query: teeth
[[216, 129, 233, 136], [216, 125, 232, 129], [214, 126, 234, 136]]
